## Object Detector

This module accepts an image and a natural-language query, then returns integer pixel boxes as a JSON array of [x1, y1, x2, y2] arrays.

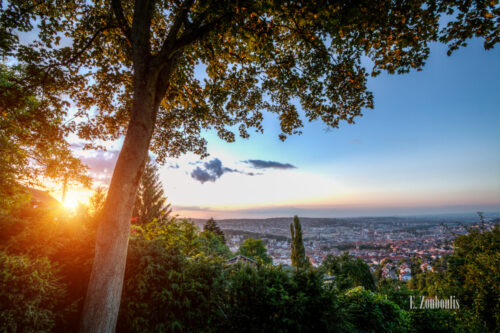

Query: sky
[[62, 38, 500, 219]]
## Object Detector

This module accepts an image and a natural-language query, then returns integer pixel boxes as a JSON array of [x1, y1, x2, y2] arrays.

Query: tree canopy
[[322, 252, 376, 292], [2, 0, 498, 159], [238, 237, 272, 264], [0, 64, 90, 214]]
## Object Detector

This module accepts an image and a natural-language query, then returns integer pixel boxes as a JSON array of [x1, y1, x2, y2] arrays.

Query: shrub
[[341, 286, 408, 333], [0, 251, 67, 332], [117, 237, 225, 332]]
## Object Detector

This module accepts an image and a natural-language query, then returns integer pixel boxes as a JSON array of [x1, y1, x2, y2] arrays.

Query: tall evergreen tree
[[132, 158, 171, 225], [203, 217, 226, 244], [290, 216, 309, 269]]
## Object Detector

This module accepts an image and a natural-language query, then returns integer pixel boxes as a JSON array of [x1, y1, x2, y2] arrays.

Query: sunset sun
[[62, 197, 79, 210]]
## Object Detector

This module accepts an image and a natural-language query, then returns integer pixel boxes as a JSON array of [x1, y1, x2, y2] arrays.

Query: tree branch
[[65, 25, 116, 66], [172, 11, 234, 54], [155, 0, 196, 65], [111, 0, 132, 42]]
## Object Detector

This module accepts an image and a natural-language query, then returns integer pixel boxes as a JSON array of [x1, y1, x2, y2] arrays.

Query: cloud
[[173, 205, 214, 212], [70, 142, 85, 149], [244, 159, 297, 170], [190, 158, 236, 183], [350, 139, 363, 145], [80, 150, 120, 174]]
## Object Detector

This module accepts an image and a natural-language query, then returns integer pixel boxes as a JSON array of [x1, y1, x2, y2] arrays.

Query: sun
[[62, 197, 79, 210], [60, 189, 92, 211]]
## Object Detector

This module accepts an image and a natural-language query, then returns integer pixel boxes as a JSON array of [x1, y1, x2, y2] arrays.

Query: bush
[[117, 237, 225, 332], [0, 251, 67, 332], [407, 309, 457, 333], [218, 265, 345, 333], [341, 286, 408, 333]]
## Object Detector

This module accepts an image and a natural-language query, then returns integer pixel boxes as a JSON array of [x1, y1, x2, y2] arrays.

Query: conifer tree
[[132, 158, 171, 225], [290, 215, 309, 269], [203, 217, 226, 244]]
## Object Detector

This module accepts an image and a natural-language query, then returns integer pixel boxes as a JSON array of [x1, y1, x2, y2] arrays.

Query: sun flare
[[62, 197, 79, 210], [59, 189, 93, 211]]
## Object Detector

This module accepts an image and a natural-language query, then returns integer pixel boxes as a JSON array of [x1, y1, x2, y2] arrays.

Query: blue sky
[[152, 38, 499, 219]]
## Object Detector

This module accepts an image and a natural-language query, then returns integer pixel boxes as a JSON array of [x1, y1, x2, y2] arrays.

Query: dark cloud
[[244, 159, 296, 170], [191, 167, 217, 183], [190, 158, 236, 183]]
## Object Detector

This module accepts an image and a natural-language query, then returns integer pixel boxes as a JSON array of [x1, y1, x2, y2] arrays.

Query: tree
[[322, 252, 376, 291], [2, 1, 498, 330], [340, 287, 408, 333], [290, 215, 309, 269], [238, 238, 272, 264], [0, 64, 91, 215], [433, 224, 500, 331], [203, 217, 226, 244], [89, 187, 107, 218], [132, 157, 172, 225]]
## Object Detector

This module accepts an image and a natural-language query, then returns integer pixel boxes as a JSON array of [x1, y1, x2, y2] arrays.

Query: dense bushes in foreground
[[0, 252, 66, 332], [0, 204, 498, 332]]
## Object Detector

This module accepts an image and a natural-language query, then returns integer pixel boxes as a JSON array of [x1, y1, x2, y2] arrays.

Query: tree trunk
[[79, 81, 156, 332]]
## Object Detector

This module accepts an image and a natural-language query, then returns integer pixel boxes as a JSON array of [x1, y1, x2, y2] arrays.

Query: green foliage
[[0, 251, 67, 332], [132, 158, 172, 225], [406, 309, 457, 333], [1, 192, 498, 333], [218, 265, 344, 333], [435, 225, 499, 332], [290, 215, 309, 269], [341, 286, 408, 333], [203, 217, 226, 244], [141, 218, 230, 258], [198, 230, 231, 258], [0, 64, 91, 215], [377, 280, 457, 333], [118, 237, 226, 333], [0, 200, 98, 332], [238, 237, 272, 264], [322, 252, 376, 291]]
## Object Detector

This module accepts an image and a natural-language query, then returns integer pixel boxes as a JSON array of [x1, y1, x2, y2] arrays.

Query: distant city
[[192, 213, 500, 281]]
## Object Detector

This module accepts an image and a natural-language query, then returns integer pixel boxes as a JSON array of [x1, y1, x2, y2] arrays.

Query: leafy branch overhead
[[2, 0, 497, 161], [0, 64, 91, 213]]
